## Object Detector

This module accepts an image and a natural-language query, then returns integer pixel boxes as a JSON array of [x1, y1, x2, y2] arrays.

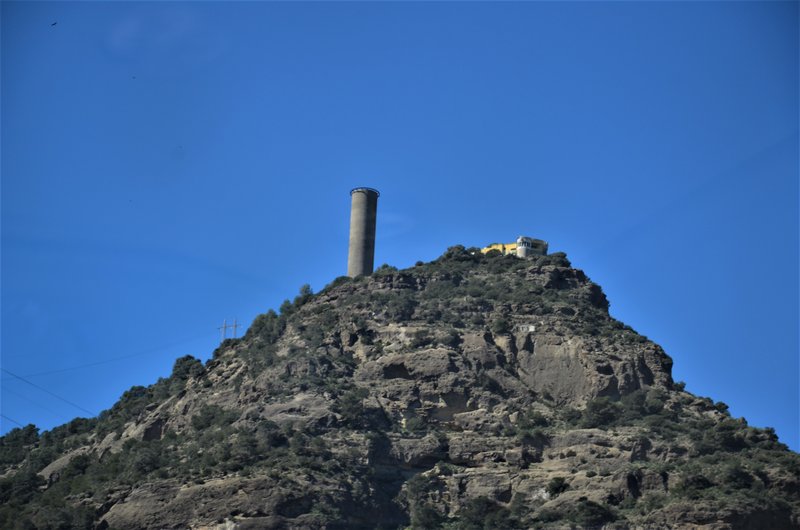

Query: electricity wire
[[2, 386, 63, 418], [0, 329, 222, 427], [1, 369, 96, 417], [4, 330, 218, 379], [0, 414, 25, 428]]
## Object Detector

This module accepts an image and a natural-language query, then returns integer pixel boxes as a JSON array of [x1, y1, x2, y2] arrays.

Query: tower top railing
[[350, 187, 380, 197]]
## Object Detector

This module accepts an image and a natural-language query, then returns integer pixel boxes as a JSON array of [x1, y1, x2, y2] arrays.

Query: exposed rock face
[[1, 247, 798, 529]]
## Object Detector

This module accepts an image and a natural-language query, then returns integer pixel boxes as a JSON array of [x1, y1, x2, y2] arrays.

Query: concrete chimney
[[347, 187, 379, 277]]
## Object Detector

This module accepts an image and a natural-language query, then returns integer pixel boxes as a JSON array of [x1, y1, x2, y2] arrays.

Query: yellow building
[[481, 236, 548, 258], [480, 242, 518, 255]]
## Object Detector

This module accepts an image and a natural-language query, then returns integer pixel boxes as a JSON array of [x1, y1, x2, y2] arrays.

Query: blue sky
[[2, 2, 798, 450]]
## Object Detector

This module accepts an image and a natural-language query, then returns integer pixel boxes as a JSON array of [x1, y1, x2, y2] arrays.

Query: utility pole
[[218, 319, 231, 341], [218, 318, 240, 340]]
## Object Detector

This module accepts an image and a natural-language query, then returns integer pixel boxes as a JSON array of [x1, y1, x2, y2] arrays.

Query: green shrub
[[131, 444, 163, 475], [374, 264, 398, 276], [694, 418, 748, 454], [568, 498, 615, 526], [581, 397, 622, 428], [478, 374, 504, 396], [404, 472, 444, 529], [171, 355, 204, 381], [96, 386, 152, 435], [536, 507, 562, 523], [410, 504, 443, 529], [619, 389, 647, 415], [0, 425, 39, 467], [546, 477, 569, 497], [384, 292, 417, 321], [546, 252, 570, 267], [644, 388, 667, 414], [31, 505, 94, 530], [63, 453, 92, 478], [491, 317, 511, 334], [279, 299, 293, 315], [438, 330, 462, 348], [334, 388, 369, 429], [409, 330, 434, 348], [0, 470, 45, 504], [255, 421, 287, 449], [438, 245, 480, 263], [559, 407, 582, 425], [518, 428, 549, 448], [191, 405, 237, 430], [721, 462, 754, 490], [619, 388, 666, 422], [518, 410, 549, 429], [455, 497, 517, 530], [229, 431, 259, 469], [246, 309, 285, 343], [168, 355, 205, 394], [404, 416, 427, 433], [323, 276, 351, 291], [537, 497, 615, 526], [405, 472, 436, 500], [676, 473, 713, 499]]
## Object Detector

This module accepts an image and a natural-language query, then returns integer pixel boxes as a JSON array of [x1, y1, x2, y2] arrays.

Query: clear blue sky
[[2, 2, 797, 450]]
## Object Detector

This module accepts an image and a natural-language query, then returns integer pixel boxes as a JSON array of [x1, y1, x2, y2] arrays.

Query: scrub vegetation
[[1, 247, 798, 529]]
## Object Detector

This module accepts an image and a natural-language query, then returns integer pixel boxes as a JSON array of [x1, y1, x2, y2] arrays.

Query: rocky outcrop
[[2, 248, 797, 529]]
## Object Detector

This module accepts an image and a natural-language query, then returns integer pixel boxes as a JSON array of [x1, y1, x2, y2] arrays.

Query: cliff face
[[1, 246, 798, 529]]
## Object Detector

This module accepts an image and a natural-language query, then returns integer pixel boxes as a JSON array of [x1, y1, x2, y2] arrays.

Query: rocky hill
[[1, 246, 798, 529]]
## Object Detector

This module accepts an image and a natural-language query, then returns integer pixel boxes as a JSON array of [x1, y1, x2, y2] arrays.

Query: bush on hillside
[[546, 477, 569, 497], [581, 397, 622, 428], [0, 425, 39, 467]]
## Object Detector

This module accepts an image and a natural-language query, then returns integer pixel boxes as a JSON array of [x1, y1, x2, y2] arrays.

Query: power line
[[1, 369, 96, 417], [0, 326, 231, 427], [3, 330, 217, 379], [1, 324, 243, 424], [0, 328, 222, 430], [0, 414, 25, 428], [3, 386, 62, 418]]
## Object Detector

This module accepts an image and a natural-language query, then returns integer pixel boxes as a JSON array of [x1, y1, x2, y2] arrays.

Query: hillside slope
[[2, 246, 798, 529]]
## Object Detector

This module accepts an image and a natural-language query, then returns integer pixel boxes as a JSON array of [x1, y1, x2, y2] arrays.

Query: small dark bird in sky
[[50, 21, 57, 26]]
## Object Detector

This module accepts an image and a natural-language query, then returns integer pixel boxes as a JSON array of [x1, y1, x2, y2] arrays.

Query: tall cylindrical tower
[[347, 187, 380, 277]]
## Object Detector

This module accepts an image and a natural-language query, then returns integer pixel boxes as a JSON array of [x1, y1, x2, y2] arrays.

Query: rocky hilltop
[[1, 246, 798, 529]]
